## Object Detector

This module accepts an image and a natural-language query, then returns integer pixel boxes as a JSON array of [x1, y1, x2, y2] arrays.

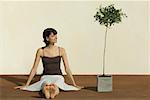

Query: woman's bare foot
[[43, 84, 50, 99], [48, 84, 58, 99]]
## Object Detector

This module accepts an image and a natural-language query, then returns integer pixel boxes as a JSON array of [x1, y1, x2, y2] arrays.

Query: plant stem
[[102, 27, 108, 76]]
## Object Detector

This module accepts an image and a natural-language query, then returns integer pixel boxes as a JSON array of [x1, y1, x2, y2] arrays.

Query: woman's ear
[[46, 37, 49, 41]]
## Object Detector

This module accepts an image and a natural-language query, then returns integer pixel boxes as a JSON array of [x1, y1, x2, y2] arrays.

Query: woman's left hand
[[14, 85, 27, 90]]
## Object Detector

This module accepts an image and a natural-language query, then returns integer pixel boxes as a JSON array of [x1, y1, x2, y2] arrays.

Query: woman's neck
[[47, 44, 55, 48]]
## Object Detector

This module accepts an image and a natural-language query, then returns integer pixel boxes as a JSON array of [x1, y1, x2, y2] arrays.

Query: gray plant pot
[[97, 75, 113, 92]]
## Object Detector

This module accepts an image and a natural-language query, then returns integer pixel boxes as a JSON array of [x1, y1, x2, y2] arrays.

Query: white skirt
[[22, 75, 79, 91]]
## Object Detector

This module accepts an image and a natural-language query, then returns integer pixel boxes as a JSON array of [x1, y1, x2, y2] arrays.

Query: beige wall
[[148, 1, 149, 73], [0, 1, 149, 75]]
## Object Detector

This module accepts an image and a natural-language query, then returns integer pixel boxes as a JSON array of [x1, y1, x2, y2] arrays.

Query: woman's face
[[47, 33, 57, 44]]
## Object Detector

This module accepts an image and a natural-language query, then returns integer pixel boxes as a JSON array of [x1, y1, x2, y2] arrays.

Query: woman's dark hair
[[43, 28, 57, 47]]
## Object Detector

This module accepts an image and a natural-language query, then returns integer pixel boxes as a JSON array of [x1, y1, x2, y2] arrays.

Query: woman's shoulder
[[41, 46, 46, 50], [38, 47, 45, 51], [58, 46, 65, 52], [58, 46, 66, 56], [36, 47, 44, 56]]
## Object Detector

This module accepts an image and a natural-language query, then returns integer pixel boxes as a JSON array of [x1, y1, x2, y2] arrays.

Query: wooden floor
[[0, 75, 150, 100]]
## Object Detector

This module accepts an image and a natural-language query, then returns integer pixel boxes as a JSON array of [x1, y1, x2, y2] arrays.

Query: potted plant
[[94, 4, 127, 92]]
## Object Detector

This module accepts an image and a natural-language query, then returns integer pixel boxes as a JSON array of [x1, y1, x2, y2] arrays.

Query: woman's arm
[[61, 48, 77, 86], [25, 48, 42, 86], [14, 48, 42, 89]]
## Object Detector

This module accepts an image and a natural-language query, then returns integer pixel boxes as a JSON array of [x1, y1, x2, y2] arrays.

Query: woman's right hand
[[74, 85, 84, 90], [14, 85, 27, 90]]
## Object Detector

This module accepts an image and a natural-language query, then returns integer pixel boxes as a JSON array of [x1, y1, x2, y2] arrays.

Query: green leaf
[[94, 4, 127, 27]]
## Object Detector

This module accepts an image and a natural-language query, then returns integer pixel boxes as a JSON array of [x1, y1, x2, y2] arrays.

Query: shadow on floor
[[84, 86, 97, 92], [0, 76, 27, 86], [0, 76, 41, 86]]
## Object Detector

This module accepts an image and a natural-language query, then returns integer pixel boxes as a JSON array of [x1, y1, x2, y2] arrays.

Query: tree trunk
[[102, 27, 108, 76]]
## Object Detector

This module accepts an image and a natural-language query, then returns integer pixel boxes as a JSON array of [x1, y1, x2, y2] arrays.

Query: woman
[[14, 28, 83, 99]]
